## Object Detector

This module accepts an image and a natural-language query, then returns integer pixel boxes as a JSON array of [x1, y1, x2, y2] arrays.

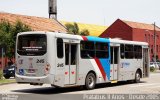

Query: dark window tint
[[95, 42, 108, 58], [65, 44, 69, 65], [71, 45, 77, 65], [17, 34, 47, 56], [114, 47, 118, 64], [120, 44, 125, 59], [65, 44, 77, 65], [110, 47, 113, 64], [134, 45, 142, 59], [80, 41, 95, 58], [80, 41, 109, 59], [125, 45, 134, 59], [57, 38, 63, 58], [110, 47, 118, 64]]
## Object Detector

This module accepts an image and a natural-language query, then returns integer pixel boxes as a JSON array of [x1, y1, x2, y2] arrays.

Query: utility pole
[[153, 22, 156, 62]]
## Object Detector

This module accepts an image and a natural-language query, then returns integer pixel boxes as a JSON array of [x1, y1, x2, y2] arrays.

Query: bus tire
[[85, 72, 96, 90], [4, 75, 10, 79], [135, 71, 141, 83]]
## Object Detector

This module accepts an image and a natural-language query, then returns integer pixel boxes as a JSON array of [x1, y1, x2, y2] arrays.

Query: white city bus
[[15, 31, 149, 89]]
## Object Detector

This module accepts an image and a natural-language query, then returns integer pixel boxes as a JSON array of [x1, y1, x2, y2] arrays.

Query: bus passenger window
[[120, 44, 125, 59], [95, 42, 109, 58], [125, 45, 134, 59], [80, 41, 95, 59], [57, 38, 63, 58], [134, 45, 142, 59]]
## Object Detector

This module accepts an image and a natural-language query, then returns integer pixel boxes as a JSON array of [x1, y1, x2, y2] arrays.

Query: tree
[[0, 19, 32, 61], [0, 20, 13, 59], [65, 22, 89, 36], [12, 20, 31, 43], [79, 29, 89, 36]]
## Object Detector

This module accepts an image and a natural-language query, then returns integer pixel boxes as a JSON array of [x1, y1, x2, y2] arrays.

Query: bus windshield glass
[[17, 34, 47, 56]]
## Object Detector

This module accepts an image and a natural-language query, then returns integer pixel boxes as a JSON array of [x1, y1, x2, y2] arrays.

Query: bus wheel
[[85, 73, 96, 90], [135, 71, 141, 83], [4, 75, 10, 79]]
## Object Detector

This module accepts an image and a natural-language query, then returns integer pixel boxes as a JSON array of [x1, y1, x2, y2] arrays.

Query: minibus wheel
[[85, 72, 96, 90], [135, 71, 141, 83]]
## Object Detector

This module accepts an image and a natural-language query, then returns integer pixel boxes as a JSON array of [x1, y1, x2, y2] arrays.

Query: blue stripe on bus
[[99, 59, 110, 81], [86, 36, 110, 43], [85, 36, 111, 81]]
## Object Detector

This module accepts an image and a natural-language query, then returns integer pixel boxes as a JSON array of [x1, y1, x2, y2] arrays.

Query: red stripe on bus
[[82, 36, 88, 41], [94, 58, 106, 81]]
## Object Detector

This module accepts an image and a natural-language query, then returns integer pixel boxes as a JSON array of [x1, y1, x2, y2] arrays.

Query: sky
[[0, 0, 160, 26]]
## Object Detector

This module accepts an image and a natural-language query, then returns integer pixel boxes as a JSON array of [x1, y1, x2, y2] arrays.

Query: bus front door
[[64, 43, 77, 85], [110, 46, 119, 81]]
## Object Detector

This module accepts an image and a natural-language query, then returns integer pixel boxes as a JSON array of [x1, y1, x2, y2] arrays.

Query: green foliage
[[80, 29, 89, 36], [65, 22, 90, 36], [0, 19, 32, 59], [150, 67, 155, 72], [0, 20, 12, 33], [12, 20, 31, 42], [65, 23, 76, 34]]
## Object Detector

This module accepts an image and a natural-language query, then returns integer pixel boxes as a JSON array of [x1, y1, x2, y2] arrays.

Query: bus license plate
[[28, 69, 36, 73]]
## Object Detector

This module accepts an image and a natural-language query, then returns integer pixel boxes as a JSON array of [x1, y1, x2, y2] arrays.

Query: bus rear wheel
[[135, 71, 141, 83], [85, 73, 96, 90]]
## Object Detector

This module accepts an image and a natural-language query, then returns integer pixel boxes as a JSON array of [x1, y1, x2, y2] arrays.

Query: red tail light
[[45, 63, 50, 74]]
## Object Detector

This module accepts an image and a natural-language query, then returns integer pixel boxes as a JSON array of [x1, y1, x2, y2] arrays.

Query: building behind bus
[[0, 12, 67, 69], [100, 19, 160, 62]]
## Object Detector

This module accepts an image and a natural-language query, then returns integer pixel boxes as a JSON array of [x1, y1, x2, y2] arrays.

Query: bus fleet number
[[36, 59, 45, 63], [57, 63, 64, 67]]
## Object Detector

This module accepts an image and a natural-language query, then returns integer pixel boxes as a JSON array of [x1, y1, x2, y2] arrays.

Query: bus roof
[[17, 31, 82, 40], [109, 38, 148, 46], [17, 31, 148, 46]]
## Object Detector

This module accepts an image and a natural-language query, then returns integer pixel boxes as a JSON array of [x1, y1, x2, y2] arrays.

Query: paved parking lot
[[0, 72, 160, 94], [0, 72, 159, 100]]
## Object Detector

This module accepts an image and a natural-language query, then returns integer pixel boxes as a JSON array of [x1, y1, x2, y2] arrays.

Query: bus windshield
[[17, 34, 47, 56]]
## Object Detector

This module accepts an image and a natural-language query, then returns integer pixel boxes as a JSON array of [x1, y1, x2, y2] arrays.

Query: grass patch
[[0, 79, 16, 85]]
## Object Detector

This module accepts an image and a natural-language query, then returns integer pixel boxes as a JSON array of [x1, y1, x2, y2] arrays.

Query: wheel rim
[[136, 73, 140, 81], [87, 75, 95, 88]]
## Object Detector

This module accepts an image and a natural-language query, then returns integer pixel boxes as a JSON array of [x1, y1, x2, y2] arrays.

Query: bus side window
[[134, 45, 142, 59], [80, 41, 95, 59], [120, 44, 125, 59], [57, 38, 63, 58], [95, 42, 109, 58], [125, 44, 134, 59]]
